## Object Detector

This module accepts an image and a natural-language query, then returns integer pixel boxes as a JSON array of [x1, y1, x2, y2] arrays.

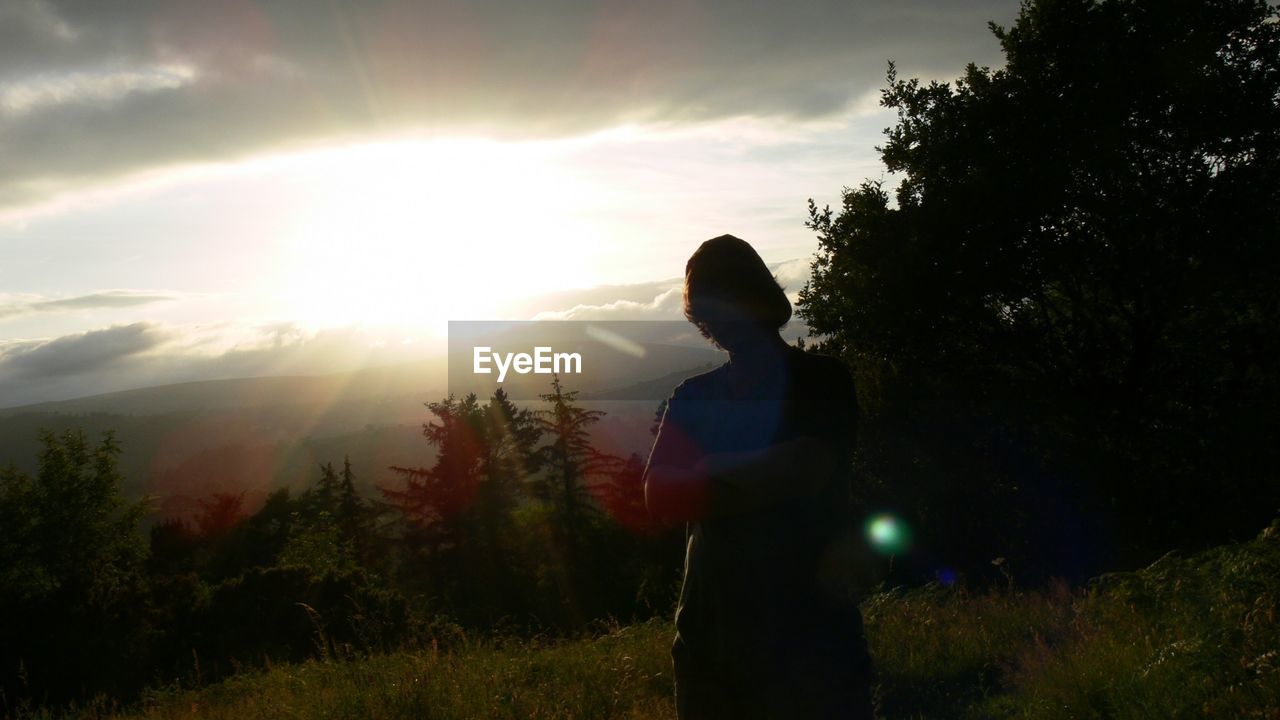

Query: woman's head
[[683, 234, 791, 352]]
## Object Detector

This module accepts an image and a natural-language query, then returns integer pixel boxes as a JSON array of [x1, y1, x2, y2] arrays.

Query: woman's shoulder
[[670, 363, 729, 401]]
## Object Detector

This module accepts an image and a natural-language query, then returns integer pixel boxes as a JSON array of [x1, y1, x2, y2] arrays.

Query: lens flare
[[865, 513, 910, 555]]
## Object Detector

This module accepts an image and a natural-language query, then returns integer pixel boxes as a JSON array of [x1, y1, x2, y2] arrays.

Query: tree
[[0, 429, 151, 702], [476, 388, 541, 546], [379, 391, 541, 624], [597, 453, 654, 535], [194, 491, 247, 538], [529, 375, 625, 621], [0, 429, 149, 607], [337, 455, 363, 540], [278, 509, 357, 576], [532, 375, 618, 551], [309, 460, 341, 517], [798, 0, 1280, 578], [382, 394, 488, 554]]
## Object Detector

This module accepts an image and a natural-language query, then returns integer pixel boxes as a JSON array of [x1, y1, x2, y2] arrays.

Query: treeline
[[0, 379, 683, 710]]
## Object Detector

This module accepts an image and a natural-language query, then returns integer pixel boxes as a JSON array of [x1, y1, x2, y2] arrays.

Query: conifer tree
[[530, 375, 624, 620], [337, 455, 364, 543], [532, 375, 615, 549], [380, 392, 539, 622]]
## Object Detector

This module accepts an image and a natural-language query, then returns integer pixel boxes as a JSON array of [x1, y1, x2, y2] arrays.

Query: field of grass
[[12, 520, 1278, 720]]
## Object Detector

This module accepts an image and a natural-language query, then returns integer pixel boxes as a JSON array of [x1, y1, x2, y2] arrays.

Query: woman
[[644, 234, 874, 719]]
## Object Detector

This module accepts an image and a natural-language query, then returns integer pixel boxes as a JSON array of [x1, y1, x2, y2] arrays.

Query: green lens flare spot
[[865, 513, 910, 555]]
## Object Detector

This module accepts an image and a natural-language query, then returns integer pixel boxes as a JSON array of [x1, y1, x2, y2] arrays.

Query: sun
[[275, 137, 603, 334]]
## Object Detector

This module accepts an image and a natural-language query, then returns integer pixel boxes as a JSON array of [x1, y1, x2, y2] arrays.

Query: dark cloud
[[0, 321, 428, 407], [0, 321, 170, 379], [0, 290, 175, 319], [1, 0, 1019, 208]]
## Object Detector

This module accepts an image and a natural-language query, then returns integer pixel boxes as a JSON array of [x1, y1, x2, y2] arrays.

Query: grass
[[865, 519, 1280, 719], [12, 520, 1279, 719], [13, 621, 676, 720]]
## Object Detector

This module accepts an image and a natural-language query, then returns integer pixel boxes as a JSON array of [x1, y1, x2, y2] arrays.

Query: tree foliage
[[0, 429, 151, 701], [799, 0, 1280, 578]]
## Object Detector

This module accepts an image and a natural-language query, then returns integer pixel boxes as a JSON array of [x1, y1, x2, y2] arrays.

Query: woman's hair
[[683, 234, 791, 341]]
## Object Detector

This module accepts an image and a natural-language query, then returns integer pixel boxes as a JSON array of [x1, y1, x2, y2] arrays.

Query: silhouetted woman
[[644, 235, 873, 719]]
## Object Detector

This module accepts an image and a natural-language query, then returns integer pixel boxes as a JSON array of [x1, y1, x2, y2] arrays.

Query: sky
[[0, 0, 1020, 407]]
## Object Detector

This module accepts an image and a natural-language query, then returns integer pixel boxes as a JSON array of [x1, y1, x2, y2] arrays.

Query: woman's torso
[[670, 346, 867, 677]]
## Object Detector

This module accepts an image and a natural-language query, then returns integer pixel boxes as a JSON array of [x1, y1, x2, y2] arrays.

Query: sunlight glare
[[278, 137, 602, 333]]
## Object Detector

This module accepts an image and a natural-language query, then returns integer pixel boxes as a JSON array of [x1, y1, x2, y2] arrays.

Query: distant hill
[[0, 347, 717, 520], [0, 359, 448, 421]]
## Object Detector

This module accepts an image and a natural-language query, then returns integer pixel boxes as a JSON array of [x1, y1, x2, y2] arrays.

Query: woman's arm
[[644, 435, 838, 523], [698, 435, 838, 516], [642, 384, 707, 523]]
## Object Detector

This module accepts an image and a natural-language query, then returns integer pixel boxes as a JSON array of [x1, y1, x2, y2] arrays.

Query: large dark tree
[[382, 394, 488, 552], [380, 391, 542, 624], [0, 429, 151, 702], [799, 0, 1280, 579]]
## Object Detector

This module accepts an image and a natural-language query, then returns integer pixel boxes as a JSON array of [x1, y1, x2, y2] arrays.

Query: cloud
[[772, 257, 814, 300], [534, 286, 684, 321], [529, 258, 817, 327], [0, 0, 1019, 209], [0, 290, 176, 320], [1, 63, 198, 117], [0, 321, 442, 407], [0, 321, 171, 379]]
